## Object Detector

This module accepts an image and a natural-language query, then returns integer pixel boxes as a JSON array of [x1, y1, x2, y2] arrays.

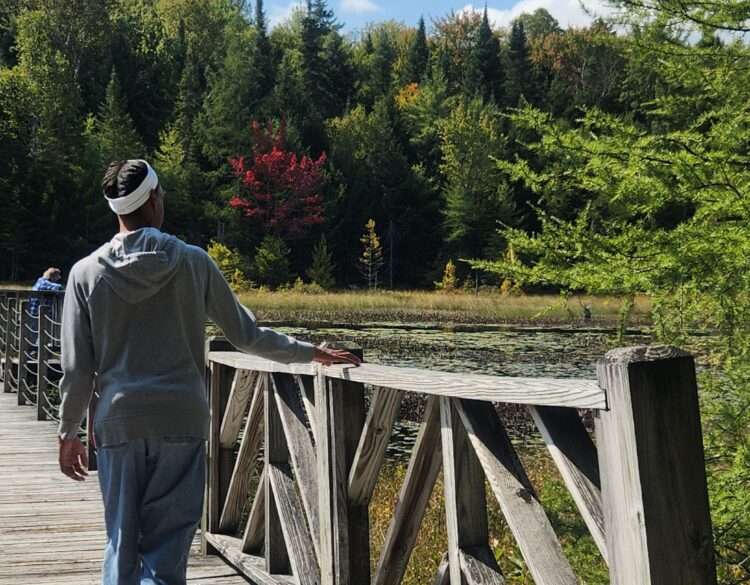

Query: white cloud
[[340, 0, 381, 13], [268, 1, 305, 29], [460, 0, 613, 30]]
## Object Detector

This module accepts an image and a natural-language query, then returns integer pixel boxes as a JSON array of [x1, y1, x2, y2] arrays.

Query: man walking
[[57, 159, 360, 585]]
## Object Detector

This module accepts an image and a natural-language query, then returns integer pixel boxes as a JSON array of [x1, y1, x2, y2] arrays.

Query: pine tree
[[254, 0, 274, 100], [95, 68, 145, 162], [175, 45, 203, 159], [504, 21, 531, 106], [464, 7, 503, 101], [197, 19, 262, 163], [402, 16, 429, 85], [301, 0, 350, 124], [306, 234, 336, 289], [359, 219, 384, 290]]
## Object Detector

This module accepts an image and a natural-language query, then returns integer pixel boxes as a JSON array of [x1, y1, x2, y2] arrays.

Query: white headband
[[105, 160, 159, 215]]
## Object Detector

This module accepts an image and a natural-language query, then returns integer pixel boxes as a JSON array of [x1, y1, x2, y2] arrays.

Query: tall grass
[[369, 450, 609, 584], [238, 290, 651, 325]]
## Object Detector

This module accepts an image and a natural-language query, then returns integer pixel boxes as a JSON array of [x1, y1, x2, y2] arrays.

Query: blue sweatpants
[[96, 437, 206, 585]]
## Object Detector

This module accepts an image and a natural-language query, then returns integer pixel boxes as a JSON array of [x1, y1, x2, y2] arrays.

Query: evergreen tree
[[464, 7, 503, 102], [306, 234, 336, 289], [504, 21, 531, 106], [175, 46, 203, 159], [197, 18, 262, 163], [402, 16, 429, 85], [438, 97, 513, 259], [95, 69, 145, 163], [301, 0, 351, 126], [254, 0, 274, 101]]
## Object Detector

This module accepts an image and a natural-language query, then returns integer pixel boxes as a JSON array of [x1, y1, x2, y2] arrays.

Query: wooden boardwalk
[[0, 391, 250, 585]]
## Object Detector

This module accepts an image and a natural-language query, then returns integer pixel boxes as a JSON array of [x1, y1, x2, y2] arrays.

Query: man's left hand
[[59, 437, 89, 481]]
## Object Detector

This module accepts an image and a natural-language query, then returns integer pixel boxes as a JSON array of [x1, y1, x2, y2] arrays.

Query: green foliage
[[306, 234, 335, 290], [254, 234, 292, 288], [327, 99, 440, 286], [513, 8, 562, 38], [94, 69, 146, 163], [438, 96, 513, 259], [464, 7, 503, 101], [402, 15, 429, 85], [474, 6, 750, 574], [207, 240, 253, 292], [504, 21, 532, 106], [197, 18, 263, 163]]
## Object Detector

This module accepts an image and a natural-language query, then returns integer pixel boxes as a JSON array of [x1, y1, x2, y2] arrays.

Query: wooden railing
[[0, 289, 97, 467], [0, 290, 719, 583], [204, 343, 718, 585]]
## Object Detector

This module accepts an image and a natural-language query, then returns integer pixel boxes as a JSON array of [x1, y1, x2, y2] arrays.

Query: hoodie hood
[[99, 228, 186, 304]]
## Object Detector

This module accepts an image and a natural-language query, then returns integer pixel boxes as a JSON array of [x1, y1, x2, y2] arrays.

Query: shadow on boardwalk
[[0, 391, 249, 585]]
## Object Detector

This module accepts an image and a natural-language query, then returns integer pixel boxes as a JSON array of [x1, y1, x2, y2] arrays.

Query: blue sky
[[267, 0, 610, 35]]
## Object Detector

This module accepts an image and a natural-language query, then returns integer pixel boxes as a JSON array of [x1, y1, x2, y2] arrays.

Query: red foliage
[[229, 120, 326, 239]]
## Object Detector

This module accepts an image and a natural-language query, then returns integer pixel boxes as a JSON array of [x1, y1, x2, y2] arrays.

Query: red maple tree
[[229, 120, 326, 239]]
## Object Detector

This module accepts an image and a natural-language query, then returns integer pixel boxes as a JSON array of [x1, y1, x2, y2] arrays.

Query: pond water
[[269, 321, 653, 458], [272, 321, 652, 379]]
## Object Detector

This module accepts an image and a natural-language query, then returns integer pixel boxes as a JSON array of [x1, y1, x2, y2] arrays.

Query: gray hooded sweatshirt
[[59, 228, 314, 446]]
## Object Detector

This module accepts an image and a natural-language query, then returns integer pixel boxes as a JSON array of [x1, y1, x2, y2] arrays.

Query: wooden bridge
[[1, 289, 719, 584]]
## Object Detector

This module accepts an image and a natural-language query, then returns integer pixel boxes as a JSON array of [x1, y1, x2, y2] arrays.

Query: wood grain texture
[[455, 398, 577, 585], [206, 362, 233, 550], [241, 470, 265, 554], [271, 372, 320, 558], [338, 376, 369, 585], [315, 370, 335, 585], [440, 397, 502, 585], [207, 352, 604, 408], [296, 374, 318, 445], [328, 378, 350, 585], [219, 373, 265, 534], [529, 405, 607, 563], [220, 369, 258, 448], [597, 346, 716, 585], [265, 377, 291, 575], [460, 546, 505, 585], [0, 391, 249, 584], [373, 396, 443, 585], [268, 463, 320, 585], [348, 386, 403, 507], [205, 533, 297, 585]]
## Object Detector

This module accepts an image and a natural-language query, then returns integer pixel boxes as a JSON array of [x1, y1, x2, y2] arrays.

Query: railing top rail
[[207, 350, 606, 409], [0, 288, 64, 298]]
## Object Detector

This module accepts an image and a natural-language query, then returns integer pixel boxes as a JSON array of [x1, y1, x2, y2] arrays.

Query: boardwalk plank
[[0, 391, 250, 584]]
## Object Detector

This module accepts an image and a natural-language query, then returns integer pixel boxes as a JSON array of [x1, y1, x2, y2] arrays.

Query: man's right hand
[[59, 437, 89, 481], [313, 344, 362, 367]]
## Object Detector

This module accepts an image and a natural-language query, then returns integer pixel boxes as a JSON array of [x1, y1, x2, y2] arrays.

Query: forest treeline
[[2, 0, 645, 288]]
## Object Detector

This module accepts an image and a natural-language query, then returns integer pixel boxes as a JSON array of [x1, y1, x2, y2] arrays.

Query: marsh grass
[[238, 290, 651, 325], [369, 449, 609, 584]]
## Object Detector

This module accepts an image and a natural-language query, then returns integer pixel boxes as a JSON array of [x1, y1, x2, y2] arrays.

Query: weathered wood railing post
[[18, 299, 30, 406], [3, 296, 16, 393], [204, 345, 235, 555], [596, 345, 716, 585], [317, 343, 367, 585], [37, 303, 49, 421]]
